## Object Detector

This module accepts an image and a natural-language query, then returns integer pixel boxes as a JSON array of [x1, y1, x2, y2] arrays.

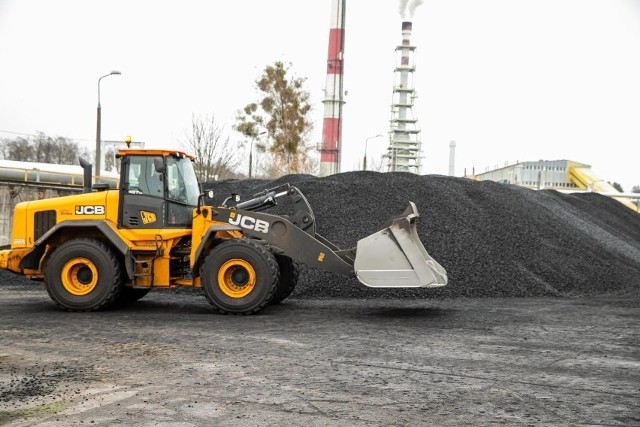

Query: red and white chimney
[[319, 0, 346, 177], [402, 20, 412, 47]]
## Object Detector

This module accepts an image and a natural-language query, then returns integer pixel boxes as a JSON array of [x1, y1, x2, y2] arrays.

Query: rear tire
[[44, 238, 122, 311], [201, 239, 279, 314], [270, 255, 299, 304]]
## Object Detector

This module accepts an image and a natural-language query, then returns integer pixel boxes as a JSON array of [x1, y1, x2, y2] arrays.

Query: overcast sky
[[0, 0, 639, 191]]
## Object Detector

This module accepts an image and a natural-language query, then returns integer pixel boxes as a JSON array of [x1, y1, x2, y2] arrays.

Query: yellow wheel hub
[[61, 257, 98, 296], [218, 259, 256, 298]]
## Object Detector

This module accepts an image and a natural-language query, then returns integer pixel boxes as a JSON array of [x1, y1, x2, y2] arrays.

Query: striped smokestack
[[449, 140, 456, 176], [385, 19, 422, 173], [401, 22, 412, 69], [402, 21, 412, 46], [398, 22, 412, 133], [319, 0, 346, 177]]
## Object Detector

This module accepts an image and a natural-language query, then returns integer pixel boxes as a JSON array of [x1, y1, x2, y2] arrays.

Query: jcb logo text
[[75, 205, 105, 215], [140, 211, 157, 224], [229, 213, 269, 233]]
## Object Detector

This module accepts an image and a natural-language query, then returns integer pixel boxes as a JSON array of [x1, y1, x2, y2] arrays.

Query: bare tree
[[0, 132, 85, 164], [0, 137, 33, 161], [367, 155, 387, 173], [104, 146, 117, 172], [181, 114, 240, 182]]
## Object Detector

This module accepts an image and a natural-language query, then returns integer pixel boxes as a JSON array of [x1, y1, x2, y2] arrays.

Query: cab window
[[126, 156, 164, 198], [166, 156, 199, 206]]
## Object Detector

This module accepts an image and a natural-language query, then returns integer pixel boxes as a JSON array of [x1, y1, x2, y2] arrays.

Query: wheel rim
[[218, 259, 256, 298], [61, 257, 98, 296]]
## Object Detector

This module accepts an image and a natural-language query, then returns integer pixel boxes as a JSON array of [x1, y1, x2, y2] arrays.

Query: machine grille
[[34, 210, 56, 241]]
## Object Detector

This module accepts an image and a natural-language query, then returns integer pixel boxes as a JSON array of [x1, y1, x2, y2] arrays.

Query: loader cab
[[117, 149, 200, 229]]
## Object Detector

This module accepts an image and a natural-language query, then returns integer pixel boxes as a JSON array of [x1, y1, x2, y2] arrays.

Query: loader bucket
[[353, 202, 448, 288]]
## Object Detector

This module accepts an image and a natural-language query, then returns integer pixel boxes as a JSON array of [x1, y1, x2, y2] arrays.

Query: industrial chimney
[[385, 21, 422, 173], [319, 0, 346, 177], [448, 140, 456, 176]]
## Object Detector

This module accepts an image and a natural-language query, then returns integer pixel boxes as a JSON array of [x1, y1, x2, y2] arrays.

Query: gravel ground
[[0, 288, 638, 426]]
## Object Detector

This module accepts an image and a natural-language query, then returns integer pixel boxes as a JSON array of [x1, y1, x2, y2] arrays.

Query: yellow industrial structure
[[467, 159, 638, 211]]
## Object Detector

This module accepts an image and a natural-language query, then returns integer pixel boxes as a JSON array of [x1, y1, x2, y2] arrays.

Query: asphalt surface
[[1, 285, 639, 426]]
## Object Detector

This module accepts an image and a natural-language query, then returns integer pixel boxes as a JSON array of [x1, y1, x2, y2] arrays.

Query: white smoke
[[398, 0, 424, 19]]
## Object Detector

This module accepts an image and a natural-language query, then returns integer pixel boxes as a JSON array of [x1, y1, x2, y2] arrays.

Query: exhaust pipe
[[79, 157, 92, 194]]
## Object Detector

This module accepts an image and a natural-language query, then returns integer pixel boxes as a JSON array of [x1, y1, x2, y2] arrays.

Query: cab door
[[119, 155, 165, 229], [164, 155, 199, 227]]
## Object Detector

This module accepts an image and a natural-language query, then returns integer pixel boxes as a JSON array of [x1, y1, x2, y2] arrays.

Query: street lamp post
[[363, 134, 383, 171], [96, 70, 121, 180]]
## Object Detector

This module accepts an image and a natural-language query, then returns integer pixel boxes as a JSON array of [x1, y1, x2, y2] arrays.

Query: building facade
[[468, 160, 590, 190]]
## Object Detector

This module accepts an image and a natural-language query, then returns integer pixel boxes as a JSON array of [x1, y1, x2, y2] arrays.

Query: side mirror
[[153, 157, 166, 174], [197, 189, 216, 216]]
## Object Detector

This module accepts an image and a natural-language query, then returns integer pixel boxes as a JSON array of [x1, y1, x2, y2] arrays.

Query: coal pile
[[207, 172, 640, 299]]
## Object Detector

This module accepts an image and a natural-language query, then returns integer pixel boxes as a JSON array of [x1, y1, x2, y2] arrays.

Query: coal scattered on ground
[[0, 363, 87, 403], [1, 173, 638, 300], [205, 172, 640, 299]]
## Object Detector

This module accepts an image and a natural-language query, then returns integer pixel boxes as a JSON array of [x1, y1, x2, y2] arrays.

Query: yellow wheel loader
[[0, 149, 447, 314]]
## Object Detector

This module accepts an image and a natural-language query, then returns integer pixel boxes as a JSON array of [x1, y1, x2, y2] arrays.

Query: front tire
[[201, 239, 279, 314], [44, 238, 122, 311]]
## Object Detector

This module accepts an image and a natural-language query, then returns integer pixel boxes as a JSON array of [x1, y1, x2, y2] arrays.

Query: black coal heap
[[207, 172, 640, 299]]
